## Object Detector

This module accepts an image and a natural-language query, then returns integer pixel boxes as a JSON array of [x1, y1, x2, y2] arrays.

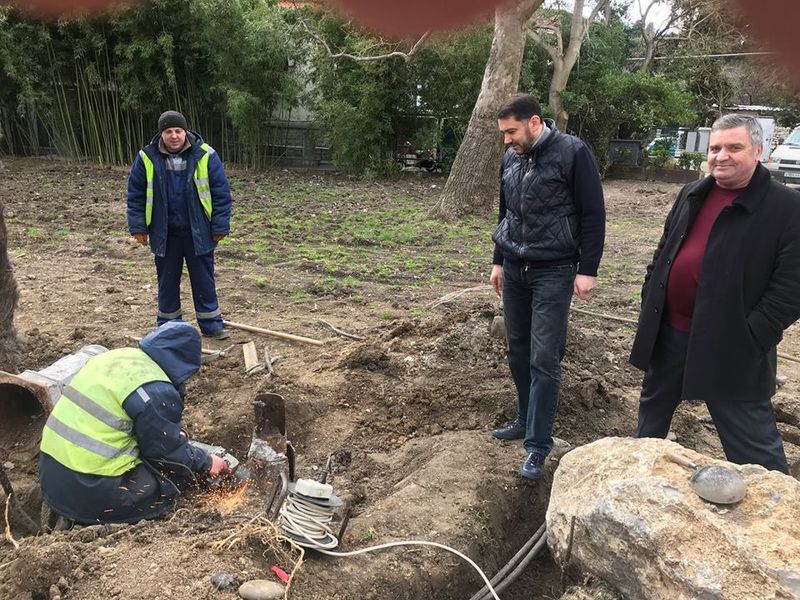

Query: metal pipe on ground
[[0, 345, 107, 461]]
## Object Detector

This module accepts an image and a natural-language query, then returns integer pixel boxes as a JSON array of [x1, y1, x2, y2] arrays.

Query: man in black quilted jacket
[[489, 95, 606, 480]]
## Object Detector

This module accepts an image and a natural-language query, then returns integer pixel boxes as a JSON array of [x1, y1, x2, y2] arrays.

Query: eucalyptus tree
[[526, 0, 611, 132], [0, 195, 19, 374], [432, 0, 544, 218]]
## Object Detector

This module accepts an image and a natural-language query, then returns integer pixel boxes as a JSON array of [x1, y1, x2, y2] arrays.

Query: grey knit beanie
[[158, 110, 188, 133]]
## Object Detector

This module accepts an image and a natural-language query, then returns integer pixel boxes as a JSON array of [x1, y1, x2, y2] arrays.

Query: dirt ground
[[0, 157, 799, 600]]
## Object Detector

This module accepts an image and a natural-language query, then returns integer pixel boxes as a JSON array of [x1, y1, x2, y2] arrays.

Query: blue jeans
[[503, 260, 575, 455]]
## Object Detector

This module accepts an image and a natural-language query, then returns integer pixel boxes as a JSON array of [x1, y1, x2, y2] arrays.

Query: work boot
[[518, 452, 546, 480], [40, 503, 75, 533], [203, 328, 230, 340], [491, 420, 526, 441]]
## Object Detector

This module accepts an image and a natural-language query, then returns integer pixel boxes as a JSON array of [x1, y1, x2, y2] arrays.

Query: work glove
[[132, 233, 148, 245], [212, 234, 226, 243]]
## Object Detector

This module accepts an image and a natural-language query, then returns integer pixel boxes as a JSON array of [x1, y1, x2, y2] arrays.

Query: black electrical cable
[[468, 522, 546, 600], [475, 533, 549, 600]]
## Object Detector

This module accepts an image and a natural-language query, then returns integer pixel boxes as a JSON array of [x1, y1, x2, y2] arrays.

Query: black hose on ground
[[468, 522, 546, 600], [474, 533, 549, 600]]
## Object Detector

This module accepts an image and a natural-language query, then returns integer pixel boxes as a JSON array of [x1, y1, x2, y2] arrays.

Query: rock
[[778, 422, 800, 447], [49, 584, 61, 600], [547, 437, 800, 600], [56, 577, 69, 592], [577, 378, 600, 409], [489, 316, 505, 340], [559, 581, 620, 600], [211, 572, 238, 591], [238, 579, 284, 600], [774, 396, 800, 427]]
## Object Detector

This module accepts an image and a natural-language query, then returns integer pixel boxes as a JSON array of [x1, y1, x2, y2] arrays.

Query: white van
[[767, 125, 800, 185]]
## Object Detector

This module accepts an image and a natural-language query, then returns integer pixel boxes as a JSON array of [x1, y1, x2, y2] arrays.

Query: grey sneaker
[[491, 420, 526, 441], [518, 452, 546, 480]]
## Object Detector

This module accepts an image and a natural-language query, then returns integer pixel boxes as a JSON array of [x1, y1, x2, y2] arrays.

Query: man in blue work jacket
[[127, 110, 232, 339], [39, 321, 228, 526]]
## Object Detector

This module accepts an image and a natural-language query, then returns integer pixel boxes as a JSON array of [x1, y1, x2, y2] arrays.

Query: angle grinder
[[188, 440, 249, 487]]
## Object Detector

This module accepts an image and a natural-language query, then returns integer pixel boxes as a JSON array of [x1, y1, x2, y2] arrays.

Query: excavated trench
[[0, 304, 641, 599]]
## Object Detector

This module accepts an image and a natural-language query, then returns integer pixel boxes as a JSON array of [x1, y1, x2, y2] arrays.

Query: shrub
[[678, 151, 705, 171]]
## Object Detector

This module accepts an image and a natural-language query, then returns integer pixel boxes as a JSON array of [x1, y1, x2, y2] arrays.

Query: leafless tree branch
[[298, 14, 429, 63]]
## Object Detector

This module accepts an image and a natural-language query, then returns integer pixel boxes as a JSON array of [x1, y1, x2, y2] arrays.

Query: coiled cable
[[277, 487, 503, 600], [278, 490, 339, 550]]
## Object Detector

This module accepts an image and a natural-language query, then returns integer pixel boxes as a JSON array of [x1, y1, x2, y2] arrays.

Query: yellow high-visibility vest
[[40, 348, 171, 477], [138, 143, 215, 226]]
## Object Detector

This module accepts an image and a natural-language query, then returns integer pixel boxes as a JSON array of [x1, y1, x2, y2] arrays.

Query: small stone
[[57, 577, 70, 591], [489, 316, 505, 339], [49, 584, 61, 600], [238, 579, 285, 600], [2, 462, 14, 470], [211, 572, 237, 591]]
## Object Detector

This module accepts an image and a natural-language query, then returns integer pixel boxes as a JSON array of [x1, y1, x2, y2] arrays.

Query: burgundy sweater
[[666, 184, 742, 331]]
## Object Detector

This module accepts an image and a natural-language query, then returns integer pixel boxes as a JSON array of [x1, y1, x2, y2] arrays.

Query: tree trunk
[[431, 0, 543, 219], [0, 197, 20, 373], [549, 58, 570, 132], [639, 32, 656, 74]]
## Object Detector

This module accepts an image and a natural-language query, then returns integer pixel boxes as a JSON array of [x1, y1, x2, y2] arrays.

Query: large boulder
[[547, 437, 800, 600]]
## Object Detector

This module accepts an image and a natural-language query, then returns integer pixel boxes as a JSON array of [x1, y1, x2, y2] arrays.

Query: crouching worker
[[39, 321, 228, 527]]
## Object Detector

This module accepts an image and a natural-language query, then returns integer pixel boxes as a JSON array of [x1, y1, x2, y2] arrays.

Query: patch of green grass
[[601, 262, 644, 285], [306, 274, 359, 297], [247, 274, 269, 287], [403, 258, 423, 272], [121, 260, 147, 278], [289, 288, 310, 303], [221, 174, 499, 288], [372, 263, 396, 279], [247, 239, 269, 254], [25, 227, 42, 239]]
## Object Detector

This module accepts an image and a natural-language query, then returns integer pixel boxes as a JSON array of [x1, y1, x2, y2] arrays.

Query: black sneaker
[[518, 452, 546, 480], [491, 420, 526, 440], [203, 328, 230, 340]]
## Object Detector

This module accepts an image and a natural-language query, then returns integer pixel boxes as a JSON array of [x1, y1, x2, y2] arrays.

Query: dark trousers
[[154, 232, 224, 334], [503, 260, 575, 456], [637, 323, 789, 474]]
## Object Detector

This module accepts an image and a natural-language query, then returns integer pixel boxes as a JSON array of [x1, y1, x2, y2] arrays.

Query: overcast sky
[[546, 0, 674, 28], [628, 0, 672, 27]]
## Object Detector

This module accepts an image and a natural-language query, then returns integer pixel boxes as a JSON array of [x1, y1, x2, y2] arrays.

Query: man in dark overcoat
[[630, 114, 800, 473]]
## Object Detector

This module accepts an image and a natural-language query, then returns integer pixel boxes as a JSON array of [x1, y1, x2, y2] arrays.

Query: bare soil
[[0, 157, 798, 600]]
